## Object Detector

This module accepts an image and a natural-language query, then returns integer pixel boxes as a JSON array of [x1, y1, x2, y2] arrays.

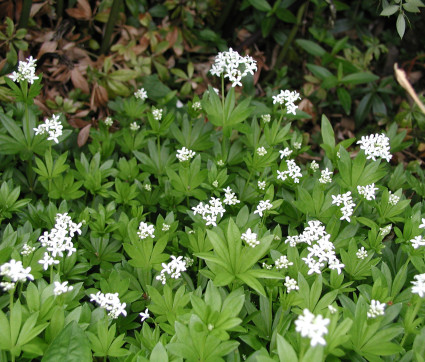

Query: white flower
[[411, 235, 425, 249], [241, 228, 259, 248], [295, 309, 330, 347], [356, 247, 368, 259], [176, 147, 196, 162], [254, 200, 273, 217], [272, 90, 301, 115], [0, 281, 15, 291], [310, 160, 319, 172], [262, 262, 272, 270], [210, 48, 257, 87], [258, 180, 266, 190], [328, 305, 337, 314], [134, 88, 148, 101], [217, 159, 224, 166], [411, 273, 425, 298], [144, 184, 151, 191], [279, 147, 293, 159], [192, 197, 226, 227], [293, 142, 302, 150], [8, 56, 39, 84], [277, 159, 302, 183], [152, 108, 163, 121], [223, 186, 240, 205], [332, 192, 356, 222], [104, 117, 113, 126], [33, 114, 63, 144], [0, 259, 34, 282], [380, 224, 392, 237], [357, 133, 392, 162], [319, 168, 333, 184], [419, 218, 425, 229], [21, 243, 36, 256], [388, 192, 400, 206], [192, 101, 202, 111], [130, 122, 140, 131], [38, 252, 60, 270], [357, 183, 378, 200], [257, 147, 267, 156], [328, 257, 345, 275], [54, 281, 73, 296], [138, 221, 155, 239], [162, 223, 170, 231], [367, 300, 386, 318], [90, 292, 127, 319], [156, 255, 187, 284], [275, 255, 293, 269], [212, 180, 219, 188], [261, 114, 271, 123], [284, 276, 299, 293], [183, 256, 194, 267], [140, 308, 150, 322]]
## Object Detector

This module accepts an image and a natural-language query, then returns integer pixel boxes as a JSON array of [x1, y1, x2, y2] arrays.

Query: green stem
[[9, 288, 14, 309], [100, 0, 123, 54], [56, 0, 64, 19], [263, 2, 308, 83], [18, 0, 32, 29]]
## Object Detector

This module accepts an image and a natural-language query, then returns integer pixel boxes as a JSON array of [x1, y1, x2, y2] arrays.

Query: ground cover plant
[[1, 1, 425, 361]]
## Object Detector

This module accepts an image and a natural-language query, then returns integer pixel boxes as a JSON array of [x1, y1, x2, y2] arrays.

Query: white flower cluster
[[257, 147, 267, 156], [310, 160, 319, 172], [284, 276, 299, 293], [192, 197, 226, 227], [412, 273, 425, 297], [275, 255, 293, 269], [388, 191, 400, 206], [134, 87, 147, 101], [319, 168, 333, 184], [332, 192, 356, 222], [357, 183, 378, 200], [137, 221, 155, 239], [8, 56, 39, 84], [54, 281, 73, 296], [356, 247, 368, 259], [411, 235, 425, 249], [261, 114, 271, 123], [21, 243, 36, 256], [277, 159, 302, 183], [279, 147, 293, 159], [162, 223, 170, 231], [295, 309, 330, 347], [262, 262, 273, 270], [104, 117, 113, 126], [152, 108, 162, 121], [176, 147, 196, 162], [272, 90, 301, 115], [357, 133, 392, 162], [286, 220, 344, 275], [380, 224, 392, 237], [90, 292, 127, 319], [367, 299, 386, 318], [254, 199, 273, 217], [223, 187, 240, 205], [258, 180, 266, 190], [38, 213, 81, 270], [210, 48, 257, 87], [212, 180, 219, 187], [0, 259, 34, 291], [192, 101, 202, 111], [130, 122, 140, 131], [241, 228, 259, 248], [156, 255, 187, 284], [33, 114, 63, 144]]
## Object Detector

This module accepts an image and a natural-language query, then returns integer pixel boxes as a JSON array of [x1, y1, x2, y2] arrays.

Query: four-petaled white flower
[[367, 299, 386, 318], [272, 90, 301, 115], [140, 308, 150, 322], [134, 88, 148, 101], [254, 200, 273, 217], [258, 180, 266, 190], [279, 147, 293, 159], [295, 309, 330, 346], [54, 281, 73, 296]]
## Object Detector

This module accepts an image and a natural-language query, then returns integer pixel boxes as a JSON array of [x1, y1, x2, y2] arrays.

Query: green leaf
[[296, 39, 326, 57], [42, 321, 92, 361], [380, 5, 399, 16], [306, 64, 333, 80], [150, 341, 168, 361], [341, 72, 379, 85], [248, 0, 272, 12], [337, 87, 352, 115], [277, 334, 298, 362], [321, 114, 335, 149], [396, 13, 406, 38]]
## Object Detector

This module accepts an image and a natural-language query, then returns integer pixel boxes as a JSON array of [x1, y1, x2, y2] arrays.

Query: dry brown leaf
[[394, 63, 425, 114], [30, 1, 47, 17], [71, 68, 89, 94], [77, 123, 91, 147], [37, 41, 58, 59], [91, 84, 109, 110], [66, 0, 92, 20]]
